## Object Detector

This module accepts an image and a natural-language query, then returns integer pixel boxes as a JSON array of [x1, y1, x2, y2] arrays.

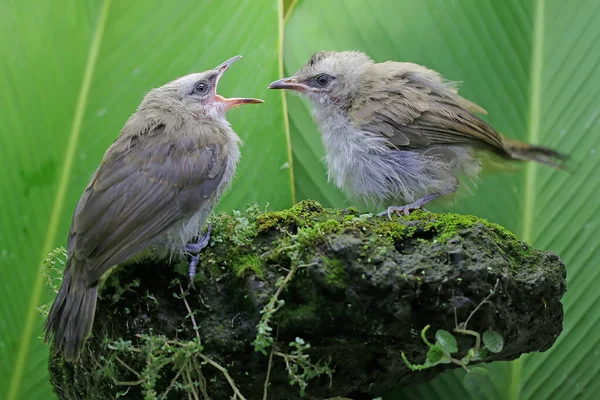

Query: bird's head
[[268, 51, 373, 109], [144, 55, 263, 120]]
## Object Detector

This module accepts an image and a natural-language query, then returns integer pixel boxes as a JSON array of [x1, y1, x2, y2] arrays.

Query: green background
[[1, 0, 598, 398]]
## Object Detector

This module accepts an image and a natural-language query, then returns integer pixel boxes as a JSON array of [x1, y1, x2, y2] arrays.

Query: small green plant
[[41, 246, 67, 292], [37, 246, 67, 317], [274, 337, 333, 397], [101, 334, 208, 400], [210, 203, 262, 248], [106, 275, 141, 304], [254, 293, 285, 356], [101, 284, 248, 400], [229, 206, 258, 246], [252, 240, 333, 398], [400, 325, 502, 370], [253, 254, 302, 356], [401, 280, 502, 393]]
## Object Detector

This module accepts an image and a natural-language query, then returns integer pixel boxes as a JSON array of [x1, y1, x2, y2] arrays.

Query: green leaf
[[285, 0, 600, 399], [483, 331, 504, 354], [425, 345, 445, 366], [469, 348, 490, 363], [0, 1, 288, 399], [435, 330, 459, 354], [464, 367, 492, 397]]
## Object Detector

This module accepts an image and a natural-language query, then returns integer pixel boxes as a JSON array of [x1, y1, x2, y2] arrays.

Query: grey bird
[[44, 55, 263, 362], [269, 51, 567, 216]]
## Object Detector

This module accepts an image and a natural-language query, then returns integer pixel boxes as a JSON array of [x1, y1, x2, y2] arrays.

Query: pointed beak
[[213, 55, 264, 109], [268, 76, 309, 92], [214, 95, 264, 107], [214, 55, 242, 84]]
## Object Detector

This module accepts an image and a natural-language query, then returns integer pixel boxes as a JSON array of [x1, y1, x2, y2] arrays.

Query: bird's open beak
[[268, 76, 309, 92], [213, 55, 264, 109]]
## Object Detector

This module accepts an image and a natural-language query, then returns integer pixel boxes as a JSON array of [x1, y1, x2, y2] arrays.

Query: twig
[[160, 360, 188, 400], [113, 341, 143, 353], [274, 351, 297, 360], [451, 289, 458, 328], [192, 357, 211, 400], [274, 262, 316, 300], [115, 356, 141, 378], [257, 262, 302, 328], [451, 358, 470, 372], [274, 352, 295, 376], [180, 284, 202, 341], [263, 347, 275, 400], [463, 279, 500, 329], [184, 364, 200, 400], [454, 328, 482, 352], [115, 379, 145, 386], [197, 353, 247, 400], [178, 284, 246, 400]]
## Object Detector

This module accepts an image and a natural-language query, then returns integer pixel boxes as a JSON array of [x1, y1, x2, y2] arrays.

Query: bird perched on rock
[[269, 51, 567, 217], [44, 55, 263, 362]]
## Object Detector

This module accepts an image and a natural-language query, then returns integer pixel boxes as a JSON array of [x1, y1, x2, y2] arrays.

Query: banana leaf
[[284, 0, 600, 398]]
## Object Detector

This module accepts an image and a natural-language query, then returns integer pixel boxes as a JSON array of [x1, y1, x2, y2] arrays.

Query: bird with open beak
[[44, 55, 263, 362], [269, 51, 567, 217]]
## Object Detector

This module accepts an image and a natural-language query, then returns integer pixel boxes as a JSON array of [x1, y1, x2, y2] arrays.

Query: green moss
[[320, 218, 343, 231], [209, 204, 261, 247], [232, 254, 264, 279], [96, 202, 529, 292], [256, 199, 325, 232], [322, 257, 347, 289], [373, 220, 411, 241], [401, 210, 519, 245], [344, 206, 361, 215], [296, 219, 343, 249], [389, 210, 534, 272], [46, 199, 557, 399], [58, 357, 71, 393], [279, 302, 318, 328]]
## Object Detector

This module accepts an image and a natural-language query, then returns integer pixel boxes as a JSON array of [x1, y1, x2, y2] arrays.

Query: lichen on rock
[[47, 200, 567, 400]]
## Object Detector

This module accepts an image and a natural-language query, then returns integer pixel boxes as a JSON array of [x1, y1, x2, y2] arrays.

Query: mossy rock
[[48, 200, 566, 400]]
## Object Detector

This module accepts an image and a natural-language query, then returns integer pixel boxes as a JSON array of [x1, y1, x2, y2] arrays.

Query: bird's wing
[[349, 62, 505, 152], [68, 125, 229, 284]]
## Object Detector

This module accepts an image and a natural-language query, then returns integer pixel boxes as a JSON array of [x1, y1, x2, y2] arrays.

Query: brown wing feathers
[[351, 64, 507, 154], [70, 126, 226, 285]]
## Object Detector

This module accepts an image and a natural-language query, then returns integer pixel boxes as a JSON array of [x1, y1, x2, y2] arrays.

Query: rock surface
[[48, 200, 566, 400]]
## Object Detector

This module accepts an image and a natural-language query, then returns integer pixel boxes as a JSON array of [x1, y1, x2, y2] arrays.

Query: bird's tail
[[43, 261, 98, 362], [500, 135, 569, 170]]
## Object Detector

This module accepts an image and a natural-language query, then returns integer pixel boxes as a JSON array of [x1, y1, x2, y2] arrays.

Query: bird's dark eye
[[313, 74, 332, 87], [194, 81, 209, 94]]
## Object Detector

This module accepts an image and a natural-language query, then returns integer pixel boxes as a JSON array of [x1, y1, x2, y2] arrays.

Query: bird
[[269, 50, 568, 217], [44, 55, 263, 362]]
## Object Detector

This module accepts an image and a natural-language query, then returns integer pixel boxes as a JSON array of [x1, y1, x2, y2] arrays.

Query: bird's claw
[[185, 224, 212, 288], [188, 255, 198, 290], [378, 202, 425, 220], [185, 224, 212, 253]]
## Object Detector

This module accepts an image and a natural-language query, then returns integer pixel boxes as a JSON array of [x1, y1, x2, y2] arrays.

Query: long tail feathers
[[43, 262, 98, 362], [501, 135, 570, 170]]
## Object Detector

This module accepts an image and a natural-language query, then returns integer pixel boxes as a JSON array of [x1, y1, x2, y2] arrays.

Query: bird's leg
[[185, 224, 212, 287], [377, 192, 447, 220]]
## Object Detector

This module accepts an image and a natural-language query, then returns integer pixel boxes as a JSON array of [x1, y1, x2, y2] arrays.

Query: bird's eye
[[194, 81, 209, 94], [313, 74, 332, 87]]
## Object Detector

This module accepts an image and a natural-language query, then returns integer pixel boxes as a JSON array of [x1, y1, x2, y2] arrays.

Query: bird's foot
[[185, 224, 212, 288], [377, 202, 426, 220], [377, 193, 444, 220]]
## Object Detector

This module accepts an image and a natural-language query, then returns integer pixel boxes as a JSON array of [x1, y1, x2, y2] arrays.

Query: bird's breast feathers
[[313, 106, 401, 203]]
